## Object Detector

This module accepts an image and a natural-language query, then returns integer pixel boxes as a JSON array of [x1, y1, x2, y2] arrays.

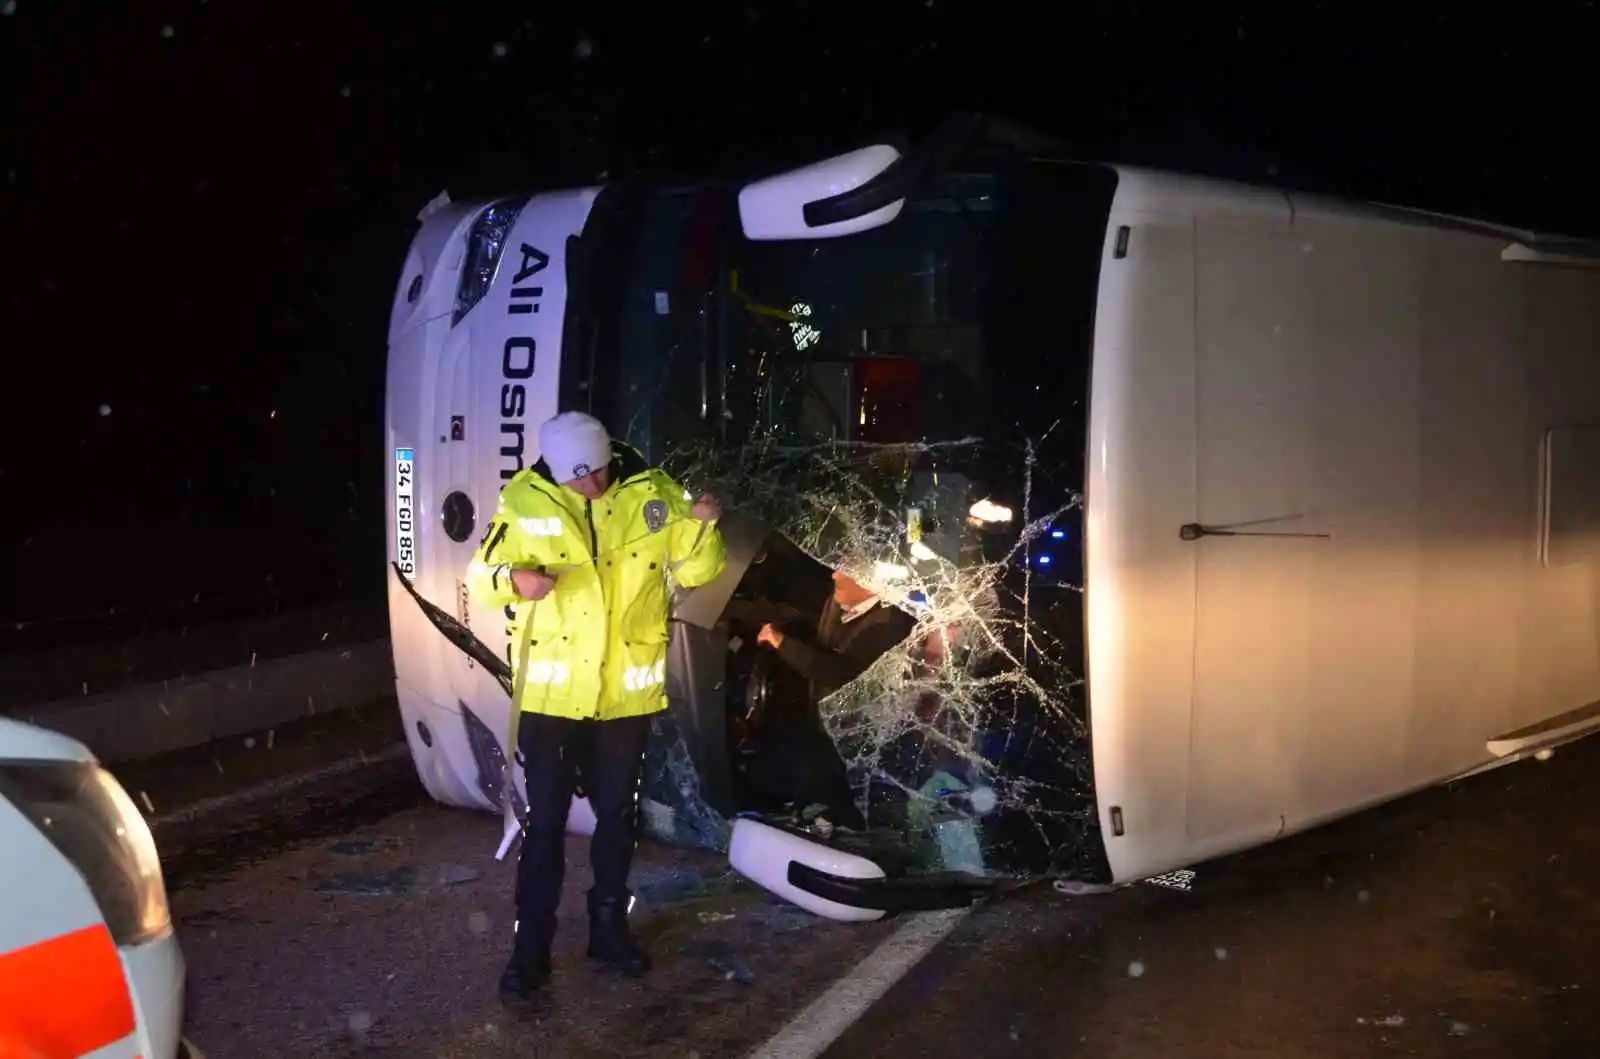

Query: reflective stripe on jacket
[[464, 449, 726, 720]]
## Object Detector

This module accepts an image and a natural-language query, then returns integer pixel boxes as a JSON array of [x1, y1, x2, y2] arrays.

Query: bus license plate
[[395, 447, 417, 581]]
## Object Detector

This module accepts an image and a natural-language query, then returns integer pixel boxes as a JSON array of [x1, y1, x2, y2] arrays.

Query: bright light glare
[[968, 498, 1013, 523], [873, 561, 912, 583]]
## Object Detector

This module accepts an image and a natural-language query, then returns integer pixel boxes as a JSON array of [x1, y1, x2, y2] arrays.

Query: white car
[[0, 717, 202, 1058]]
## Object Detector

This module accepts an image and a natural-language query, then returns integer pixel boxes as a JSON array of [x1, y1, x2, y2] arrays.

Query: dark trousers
[[514, 711, 652, 947]]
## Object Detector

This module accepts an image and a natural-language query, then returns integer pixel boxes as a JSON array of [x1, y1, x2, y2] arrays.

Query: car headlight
[[452, 197, 527, 325], [0, 761, 172, 946]]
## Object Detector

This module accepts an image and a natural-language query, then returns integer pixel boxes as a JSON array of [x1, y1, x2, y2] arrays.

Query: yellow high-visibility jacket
[[465, 447, 726, 720]]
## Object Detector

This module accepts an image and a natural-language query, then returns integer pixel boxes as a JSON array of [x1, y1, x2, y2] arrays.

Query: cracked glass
[[597, 159, 1119, 882]]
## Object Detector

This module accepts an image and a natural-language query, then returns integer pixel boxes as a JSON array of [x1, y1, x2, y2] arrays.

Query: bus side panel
[[1515, 265, 1600, 717], [1184, 213, 1339, 843], [1083, 182, 1207, 887], [1182, 209, 1600, 865], [1403, 231, 1532, 783], [1093, 168, 1600, 885]]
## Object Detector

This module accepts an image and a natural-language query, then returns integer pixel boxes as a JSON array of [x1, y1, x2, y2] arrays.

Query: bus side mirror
[[738, 145, 906, 241]]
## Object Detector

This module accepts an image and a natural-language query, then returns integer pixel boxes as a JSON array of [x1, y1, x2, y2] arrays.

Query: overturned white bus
[[385, 113, 1600, 920]]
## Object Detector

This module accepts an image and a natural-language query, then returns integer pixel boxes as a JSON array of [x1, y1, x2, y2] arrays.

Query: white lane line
[[745, 906, 974, 1059], [148, 742, 410, 827]]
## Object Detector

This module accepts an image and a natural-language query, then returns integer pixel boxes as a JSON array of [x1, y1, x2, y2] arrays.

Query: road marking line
[[745, 906, 973, 1059], [149, 742, 410, 827]]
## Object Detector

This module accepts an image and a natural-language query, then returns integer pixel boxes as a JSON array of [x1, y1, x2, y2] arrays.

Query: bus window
[[725, 176, 999, 457]]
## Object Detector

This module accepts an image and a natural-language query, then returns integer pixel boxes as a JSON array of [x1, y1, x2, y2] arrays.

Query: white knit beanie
[[538, 411, 612, 483]]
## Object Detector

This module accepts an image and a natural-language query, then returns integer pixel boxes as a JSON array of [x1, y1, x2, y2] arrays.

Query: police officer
[[466, 411, 725, 1003]]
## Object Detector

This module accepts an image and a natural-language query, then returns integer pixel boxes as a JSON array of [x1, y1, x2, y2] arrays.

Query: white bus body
[[386, 188, 600, 817], [385, 117, 1600, 912], [1086, 170, 1600, 883]]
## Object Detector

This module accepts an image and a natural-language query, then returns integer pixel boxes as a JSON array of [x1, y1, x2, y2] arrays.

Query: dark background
[[4, 1, 1597, 650]]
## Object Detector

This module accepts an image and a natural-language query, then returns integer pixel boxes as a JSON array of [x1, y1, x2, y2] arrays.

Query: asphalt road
[[831, 738, 1600, 1059], [164, 796, 899, 1058], [143, 710, 1599, 1058], [142, 708, 899, 1058]]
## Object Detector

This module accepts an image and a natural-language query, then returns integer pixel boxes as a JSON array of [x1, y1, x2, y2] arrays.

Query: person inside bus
[[746, 564, 916, 829], [466, 410, 725, 1004]]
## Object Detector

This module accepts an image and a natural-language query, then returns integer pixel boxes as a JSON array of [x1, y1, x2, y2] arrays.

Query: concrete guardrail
[[17, 640, 395, 764]]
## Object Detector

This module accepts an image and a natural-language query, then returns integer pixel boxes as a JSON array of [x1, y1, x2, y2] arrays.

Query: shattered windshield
[[598, 159, 1117, 881]]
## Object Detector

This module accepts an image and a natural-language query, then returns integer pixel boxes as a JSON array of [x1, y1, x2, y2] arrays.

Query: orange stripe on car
[[0, 924, 136, 1057]]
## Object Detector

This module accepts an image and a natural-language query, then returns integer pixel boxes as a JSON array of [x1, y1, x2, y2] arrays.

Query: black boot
[[498, 918, 554, 1004], [587, 891, 651, 976]]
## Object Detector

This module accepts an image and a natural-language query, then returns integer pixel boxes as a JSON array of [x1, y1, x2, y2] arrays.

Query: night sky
[[4, 1, 1596, 644]]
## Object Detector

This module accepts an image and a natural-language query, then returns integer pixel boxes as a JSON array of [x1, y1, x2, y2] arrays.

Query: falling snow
[[7, 31, 1594, 1050]]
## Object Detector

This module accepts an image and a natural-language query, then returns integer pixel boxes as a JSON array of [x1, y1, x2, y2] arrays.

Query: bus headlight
[[452, 198, 526, 325], [0, 761, 172, 946]]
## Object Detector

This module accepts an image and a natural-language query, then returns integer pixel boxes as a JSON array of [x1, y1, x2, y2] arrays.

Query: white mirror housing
[[738, 144, 906, 241]]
